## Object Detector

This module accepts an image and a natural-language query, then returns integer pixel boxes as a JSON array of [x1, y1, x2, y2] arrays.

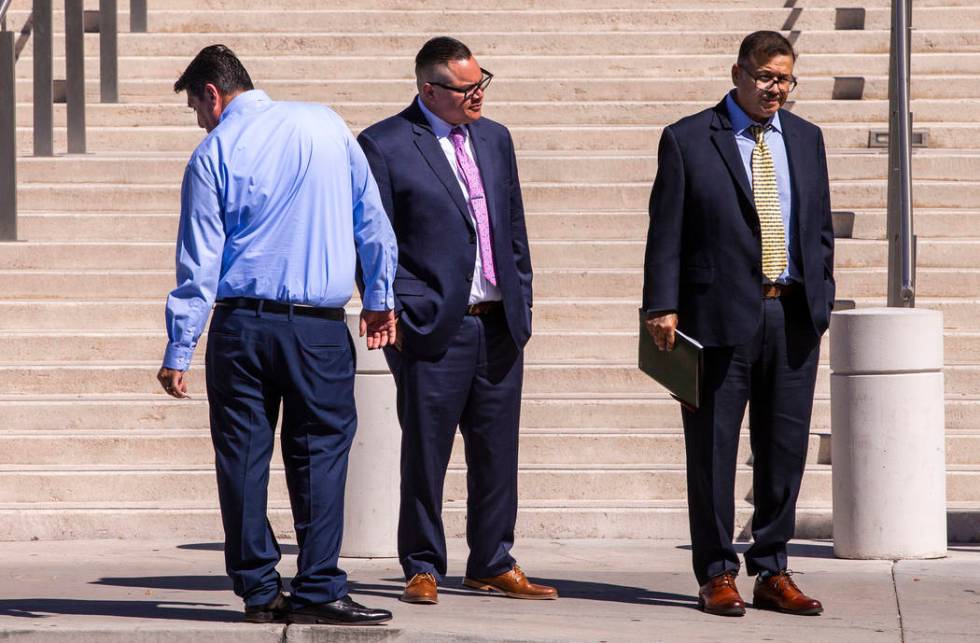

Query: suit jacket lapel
[[405, 102, 474, 232], [779, 111, 808, 237], [467, 120, 499, 234], [709, 101, 754, 208]]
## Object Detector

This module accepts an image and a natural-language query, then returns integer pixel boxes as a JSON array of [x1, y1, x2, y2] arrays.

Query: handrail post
[[886, 0, 915, 307], [130, 0, 146, 33], [33, 0, 53, 155], [0, 28, 17, 240], [64, 0, 85, 153], [99, 0, 117, 102]]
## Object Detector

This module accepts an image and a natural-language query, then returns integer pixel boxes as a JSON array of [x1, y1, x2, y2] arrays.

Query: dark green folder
[[638, 309, 704, 411]]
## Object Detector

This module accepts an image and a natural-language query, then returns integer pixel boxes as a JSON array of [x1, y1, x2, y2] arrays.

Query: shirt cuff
[[162, 344, 194, 372], [362, 288, 394, 312]]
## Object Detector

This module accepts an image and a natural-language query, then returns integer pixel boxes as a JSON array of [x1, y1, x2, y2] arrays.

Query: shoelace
[[512, 564, 527, 582], [411, 572, 435, 585], [774, 570, 804, 593]]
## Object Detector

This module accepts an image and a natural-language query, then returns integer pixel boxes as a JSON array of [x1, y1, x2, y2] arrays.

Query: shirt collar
[[219, 89, 272, 123], [416, 96, 466, 140], [725, 90, 782, 136]]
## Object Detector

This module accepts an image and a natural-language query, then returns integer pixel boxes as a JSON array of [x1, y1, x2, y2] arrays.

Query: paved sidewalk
[[0, 538, 978, 642]]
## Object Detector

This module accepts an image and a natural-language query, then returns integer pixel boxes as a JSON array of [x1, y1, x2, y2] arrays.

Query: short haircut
[[414, 36, 472, 81], [173, 44, 254, 98], [737, 31, 797, 67]]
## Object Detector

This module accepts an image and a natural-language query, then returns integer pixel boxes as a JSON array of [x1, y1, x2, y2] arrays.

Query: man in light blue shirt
[[156, 45, 395, 626]]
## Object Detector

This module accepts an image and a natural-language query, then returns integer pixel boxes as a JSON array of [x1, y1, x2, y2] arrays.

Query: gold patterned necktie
[[750, 124, 787, 282]]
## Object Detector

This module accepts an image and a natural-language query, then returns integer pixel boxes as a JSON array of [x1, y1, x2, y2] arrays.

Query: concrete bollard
[[341, 311, 399, 558], [830, 307, 946, 559]]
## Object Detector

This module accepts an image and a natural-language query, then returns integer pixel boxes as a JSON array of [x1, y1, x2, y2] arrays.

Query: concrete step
[[16, 206, 980, 243], [5, 425, 980, 468], [15, 122, 980, 157], [2, 463, 978, 504], [12, 30, 980, 60], [0, 428, 829, 467], [16, 52, 980, 82], [14, 177, 980, 214], [0, 498, 836, 541], [0, 295, 978, 332], [16, 99, 980, 129], [4, 327, 978, 364], [15, 498, 980, 542], [0, 266, 974, 300], [15, 0, 967, 10], [532, 267, 980, 300], [522, 208, 980, 243], [15, 150, 980, 186], [0, 361, 976, 397], [16, 75, 980, 106], [2, 392, 979, 435], [2, 236, 977, 271], [8, 7, 980, 34]]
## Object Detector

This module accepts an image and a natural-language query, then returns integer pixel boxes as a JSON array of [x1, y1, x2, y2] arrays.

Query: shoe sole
[[698, 597, 746, 617], [462, 578, 559, 600], [400, 595, 438, 605], [244, 613, 287, 624], [288, 614, 392, 625], [753, 598, 823, 616]]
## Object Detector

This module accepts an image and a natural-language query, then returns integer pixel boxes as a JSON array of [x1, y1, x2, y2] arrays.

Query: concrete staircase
[[2, 0, 979, 542]]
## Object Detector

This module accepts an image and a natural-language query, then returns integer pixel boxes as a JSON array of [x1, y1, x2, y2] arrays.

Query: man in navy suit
[[358, 37, 557, 605], [643, 31, 834, 617]]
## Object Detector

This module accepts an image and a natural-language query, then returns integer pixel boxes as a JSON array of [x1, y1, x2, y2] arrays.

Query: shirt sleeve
[[348, 131, 397, 311], [162, 155, 226, 371]]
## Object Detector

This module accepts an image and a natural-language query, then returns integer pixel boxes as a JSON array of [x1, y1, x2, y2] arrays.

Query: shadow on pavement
[[178, 542, 300, 556], [93, 575, 234, 591], [350, 578, 698, 609], [0, 599, 238, 622], [675, 541, 837, 560]]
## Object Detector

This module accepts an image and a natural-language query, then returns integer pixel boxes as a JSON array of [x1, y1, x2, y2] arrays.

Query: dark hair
[[173, 44, 254, 98], [415, 36, 472, 80], [737, 31, 797, 67]]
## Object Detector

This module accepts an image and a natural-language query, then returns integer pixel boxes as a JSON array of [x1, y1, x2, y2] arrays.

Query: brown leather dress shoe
[[753, 571, 823, 615], [698, 572, 746, 616], [463, 564, 558, 600], [401, 572, 438, 604]]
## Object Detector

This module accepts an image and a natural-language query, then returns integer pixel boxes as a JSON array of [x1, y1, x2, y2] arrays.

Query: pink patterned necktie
[[449, 126, 497, 286]]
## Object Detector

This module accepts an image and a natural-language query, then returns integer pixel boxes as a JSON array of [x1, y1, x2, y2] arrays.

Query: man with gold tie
[[642, 31, 835, 617]]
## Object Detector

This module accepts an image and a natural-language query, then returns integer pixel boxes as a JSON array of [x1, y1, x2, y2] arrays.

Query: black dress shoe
[[289, 595, 392, 625], [244, 591, 290, 623]]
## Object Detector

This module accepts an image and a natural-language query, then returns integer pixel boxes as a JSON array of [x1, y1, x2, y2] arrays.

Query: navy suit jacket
[[642, 99, 836, 347], [358, 100, 533, 359]]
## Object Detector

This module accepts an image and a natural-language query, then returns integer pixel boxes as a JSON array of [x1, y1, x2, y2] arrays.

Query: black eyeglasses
[[427, 68, 494, 101], [738, 64, 798, 93]]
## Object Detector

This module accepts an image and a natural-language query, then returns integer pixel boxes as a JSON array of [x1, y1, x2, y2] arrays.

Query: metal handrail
[[0, 0, 13, 26], [887, 0, 915, 306]]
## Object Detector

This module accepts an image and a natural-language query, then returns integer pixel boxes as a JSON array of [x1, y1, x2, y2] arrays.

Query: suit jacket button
[[469, 235, 476, 244], [466, 273, 474, 282]]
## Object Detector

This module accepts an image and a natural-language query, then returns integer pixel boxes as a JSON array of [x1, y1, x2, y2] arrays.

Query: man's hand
[[157, 367, 191, 399], [645, 312, 679, 351], [360, 309, 397, 350]]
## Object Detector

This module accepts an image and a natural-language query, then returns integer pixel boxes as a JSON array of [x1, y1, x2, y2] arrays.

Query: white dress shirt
[[417, 97, 502, 305]]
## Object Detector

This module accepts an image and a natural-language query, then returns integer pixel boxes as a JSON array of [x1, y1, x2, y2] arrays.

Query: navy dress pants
[[681, 290, 821, 586], [205, 305, 356, 608], [385, 309, 523, 581]]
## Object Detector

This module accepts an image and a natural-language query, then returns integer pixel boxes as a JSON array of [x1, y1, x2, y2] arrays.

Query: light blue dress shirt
[[163, 90, 397, 371], [725, 91, 800, 284]]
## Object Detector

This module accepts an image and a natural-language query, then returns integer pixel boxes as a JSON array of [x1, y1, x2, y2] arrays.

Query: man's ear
[[731, 63, 740, 86], [203, 82, 222, 115]]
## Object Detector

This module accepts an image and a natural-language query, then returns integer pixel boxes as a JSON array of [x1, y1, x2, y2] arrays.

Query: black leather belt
[[465, 301, 503, 316], [216, 297, 345, 321]]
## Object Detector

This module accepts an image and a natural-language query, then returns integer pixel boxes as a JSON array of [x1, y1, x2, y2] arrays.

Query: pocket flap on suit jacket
[[394, 278, 427, 296]]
